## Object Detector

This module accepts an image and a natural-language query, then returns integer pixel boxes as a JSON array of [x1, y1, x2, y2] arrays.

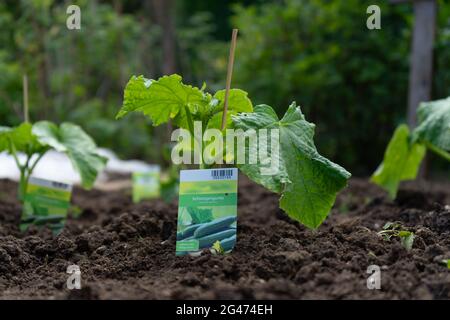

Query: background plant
[[117, 74, 351, 228], [371, 97, 450, 198], [0, 121, 107, 199], [231, 0, 450, 175]]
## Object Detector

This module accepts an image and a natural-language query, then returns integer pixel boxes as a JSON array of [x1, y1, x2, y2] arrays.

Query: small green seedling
[[0, 122, 107, 200], [371, 97, 450, 199], [212, 240, 225, 255], [378, 222, 415, 251], [0, 76, 106, 233]]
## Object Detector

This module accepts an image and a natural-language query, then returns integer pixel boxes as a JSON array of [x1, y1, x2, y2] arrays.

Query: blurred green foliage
[[232, 0, 449, 175], [0, 0, 449, 175], [0, 0, 225, 162], [0, 0, 155, 159], [435, 1, 450, 99]]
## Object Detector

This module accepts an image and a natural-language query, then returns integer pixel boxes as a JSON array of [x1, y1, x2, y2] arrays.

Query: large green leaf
[[33, 122, 107, 189], [116, 74, 210, 128], [371, 124, 426, 199], [412, 97, 450, 158], [232, 103, 351, 229]]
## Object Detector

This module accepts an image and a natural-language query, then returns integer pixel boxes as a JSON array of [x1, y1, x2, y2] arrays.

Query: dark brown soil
[[0, 176, 449, 300]]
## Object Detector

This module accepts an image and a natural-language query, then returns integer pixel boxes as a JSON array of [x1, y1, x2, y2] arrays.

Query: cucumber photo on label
[[220, 235, 236, 252], [193, 216, 236, 238], [176, 223, 201, 240], [197, 228, 236, 249]]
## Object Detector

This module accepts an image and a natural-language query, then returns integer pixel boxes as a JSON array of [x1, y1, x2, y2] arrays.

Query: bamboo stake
[[23, 75, 29, 123], [221, 29, 238, 131]]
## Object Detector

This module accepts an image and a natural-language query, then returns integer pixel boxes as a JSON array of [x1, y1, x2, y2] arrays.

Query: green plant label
[[176, 168, 238, 256], [132, 166, 161, 203], [21, 177, 72, 234]]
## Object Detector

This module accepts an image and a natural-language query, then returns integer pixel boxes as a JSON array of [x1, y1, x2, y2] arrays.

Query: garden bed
[[0, 176, 449, 299]]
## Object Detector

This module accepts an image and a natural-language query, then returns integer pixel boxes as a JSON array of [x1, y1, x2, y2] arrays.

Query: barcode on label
[[51, 181, 70, 190], [211, 169, 233, 180]]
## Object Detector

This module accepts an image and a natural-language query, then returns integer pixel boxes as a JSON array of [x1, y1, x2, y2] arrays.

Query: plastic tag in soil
[[21, 176, 72, 234], [176, 168, 238, 256], [132, 165, 161, 203]]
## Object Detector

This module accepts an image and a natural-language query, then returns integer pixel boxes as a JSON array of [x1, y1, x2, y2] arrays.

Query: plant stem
[[7, 139, 25, 200], [18, 154, 34, 201], [184, 105, 204, 167], [21, 152, 46, 197], [18, 168, 27, 201], [184, 105, 195, 138], [9, 144, 22, 172], [184, 105, 196, 164], [29, 152, 46, 174], [425, 142, 450, 162]]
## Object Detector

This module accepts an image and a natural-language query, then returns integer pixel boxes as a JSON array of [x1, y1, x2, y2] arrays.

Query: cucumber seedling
[[0, 122, 107, 200], [212, 240, 225, 255], [371, 97, 450, 199], [117, 29, 350, 229], [378, 222, 415, 251], [1, 76, 107, 200], [116, 74, 351, 229]]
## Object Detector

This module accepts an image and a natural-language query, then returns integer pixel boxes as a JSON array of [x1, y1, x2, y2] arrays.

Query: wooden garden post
[[392, 0, 437, 178], [392, 0, 437, 127]]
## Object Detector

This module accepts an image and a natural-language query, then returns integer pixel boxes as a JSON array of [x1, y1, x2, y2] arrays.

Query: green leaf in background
[[33, 122, 107, 189], [0, 126, 12, 152], [7, 123, 35, 152], [116, 74, 210, 128], [232, 102, 351, 229], [2, 123, 46, 155], [413, 97, 450, 151], [371, 125, 426, 199]]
